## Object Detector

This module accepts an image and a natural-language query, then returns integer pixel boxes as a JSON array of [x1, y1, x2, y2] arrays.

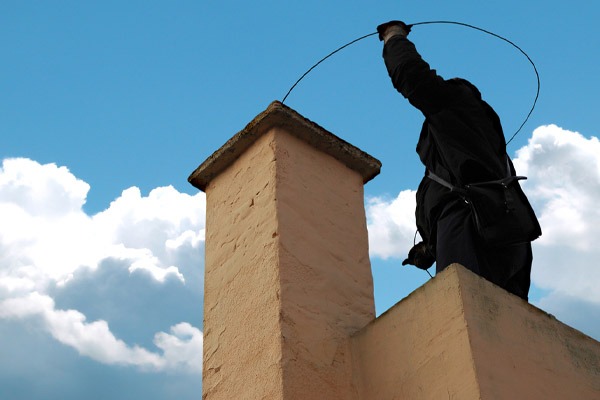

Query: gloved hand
[[377, 20, 411, 42], [402, 241, 435, 270]]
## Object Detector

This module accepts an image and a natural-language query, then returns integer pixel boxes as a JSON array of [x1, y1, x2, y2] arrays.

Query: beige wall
[[460, 266, 600, 399], [203, 131, 283, 399], [353, 264, 600, 400], [201, 127, 375, 399], [352, 264, 481, 399], [275, 129, 374, 399]]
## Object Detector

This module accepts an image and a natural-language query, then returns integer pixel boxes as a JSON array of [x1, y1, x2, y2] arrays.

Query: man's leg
[[486, 243, 532, 300], [436, 200, 481, 275]]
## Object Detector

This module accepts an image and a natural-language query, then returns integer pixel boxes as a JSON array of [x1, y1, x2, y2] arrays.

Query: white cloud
[[0, 158, 206, 290], [513, 125, 600, 305], [366, 190, 417, 259], [154, 322, 203, 373], [0, 292, 163, 368], [166, 230, 205, 250], [0, 158, 206, 371], [0, 158, 89, 217], [0, 292, 202, 372]]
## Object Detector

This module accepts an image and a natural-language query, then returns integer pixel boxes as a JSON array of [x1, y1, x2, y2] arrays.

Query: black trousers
[[435, 199, 532, 300]]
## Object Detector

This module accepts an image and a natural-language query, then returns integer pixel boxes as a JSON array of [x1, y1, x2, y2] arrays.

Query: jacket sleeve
[[382, 36, 450, 116]]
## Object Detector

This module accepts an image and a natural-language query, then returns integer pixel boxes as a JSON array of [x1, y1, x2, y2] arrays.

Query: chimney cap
[[188, 101, 382, 191]]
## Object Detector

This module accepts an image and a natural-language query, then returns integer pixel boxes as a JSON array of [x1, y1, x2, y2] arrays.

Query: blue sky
[[1, 1, 599, 399]]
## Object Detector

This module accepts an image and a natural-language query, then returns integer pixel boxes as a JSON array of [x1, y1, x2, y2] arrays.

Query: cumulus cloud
[[154, 322, 203, 373], [513, 125, 600, 305], [0, 158, 205, 372], [0, 292, 202, 372], [366, 190, 417, 259], [0, 292, 163, 368], [0, 159, 205, 291]]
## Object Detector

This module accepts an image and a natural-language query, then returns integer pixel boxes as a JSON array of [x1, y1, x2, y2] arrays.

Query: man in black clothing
[[378, 21, 533, 300]]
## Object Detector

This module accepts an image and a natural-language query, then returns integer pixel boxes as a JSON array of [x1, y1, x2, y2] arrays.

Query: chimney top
[[188, 101, 381, 191]]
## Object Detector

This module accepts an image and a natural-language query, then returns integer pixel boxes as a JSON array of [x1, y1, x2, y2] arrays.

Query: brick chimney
[[189, 101, 381, 399]]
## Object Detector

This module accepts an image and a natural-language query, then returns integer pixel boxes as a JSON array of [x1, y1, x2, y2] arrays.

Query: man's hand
[[402, 241, 435, 270], [377, 20, 411, 43]]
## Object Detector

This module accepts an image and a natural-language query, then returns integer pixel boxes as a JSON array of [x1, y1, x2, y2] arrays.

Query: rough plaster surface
[[352, 264, 600, 400], [352, 264, 481, 400], [457, 266, 600, 400], [201, 126, 376, 399], [203, 132, 283, 399], [274, 129, 375, 399]]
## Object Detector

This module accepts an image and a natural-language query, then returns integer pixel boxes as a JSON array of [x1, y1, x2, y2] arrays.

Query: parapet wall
[[353, 264, 600, 399]]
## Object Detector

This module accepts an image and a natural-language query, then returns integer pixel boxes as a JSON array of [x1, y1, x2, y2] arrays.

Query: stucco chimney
[[189, 101, 381, 399]]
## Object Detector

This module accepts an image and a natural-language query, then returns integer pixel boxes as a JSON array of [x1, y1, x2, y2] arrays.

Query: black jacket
[[383, 36, 514, 245]]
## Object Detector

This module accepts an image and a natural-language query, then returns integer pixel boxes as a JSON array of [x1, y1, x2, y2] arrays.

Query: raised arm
[[379, 21, 450, 116]]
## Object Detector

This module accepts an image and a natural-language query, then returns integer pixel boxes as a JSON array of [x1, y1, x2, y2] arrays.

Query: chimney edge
[[188, 101, 382, 191]]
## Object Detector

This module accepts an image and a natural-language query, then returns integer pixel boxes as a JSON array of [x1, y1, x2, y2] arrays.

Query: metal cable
[[281, 20, 540, 145]]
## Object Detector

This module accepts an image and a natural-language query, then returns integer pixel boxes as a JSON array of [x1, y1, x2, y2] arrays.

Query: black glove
[[377, 20, 412, 42], [402, 241, 435, 270]]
